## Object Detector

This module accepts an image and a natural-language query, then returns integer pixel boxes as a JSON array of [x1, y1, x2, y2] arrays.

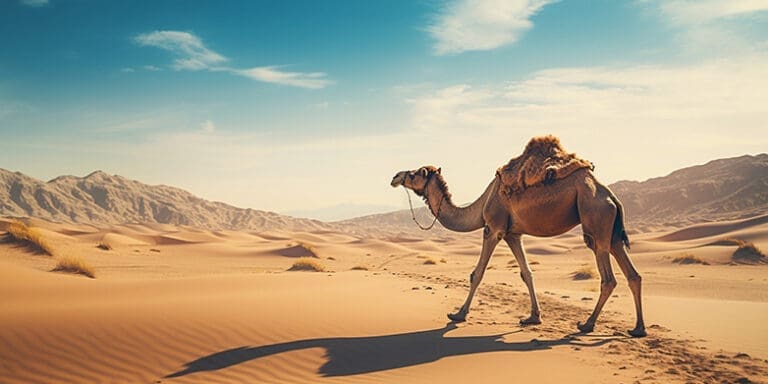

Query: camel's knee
[[627, 273, 642, 290], [519, 269, 533, 284], [583, 233, 595, 251], [469, 270, 476, 284], [600, 279, 617, 292]]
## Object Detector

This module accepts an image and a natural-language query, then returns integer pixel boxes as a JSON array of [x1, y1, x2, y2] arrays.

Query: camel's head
[[391, 166, 441, 196]]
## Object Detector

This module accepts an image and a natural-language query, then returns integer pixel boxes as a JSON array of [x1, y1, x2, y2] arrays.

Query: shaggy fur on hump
[[497, 135, 593, 196]]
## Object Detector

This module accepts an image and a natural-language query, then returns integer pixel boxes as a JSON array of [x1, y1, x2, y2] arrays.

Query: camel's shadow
[[166, 323, 619, 379]]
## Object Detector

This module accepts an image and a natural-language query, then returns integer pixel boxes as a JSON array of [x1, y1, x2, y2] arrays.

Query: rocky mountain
[[341, 154, 768, 232], [2, 154, 766, 233], [0, 169, 329, 231], [610, 154, 768, 228]]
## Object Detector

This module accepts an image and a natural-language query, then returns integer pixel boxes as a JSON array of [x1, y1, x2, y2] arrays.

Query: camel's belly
[[505, 188, 581, 237]]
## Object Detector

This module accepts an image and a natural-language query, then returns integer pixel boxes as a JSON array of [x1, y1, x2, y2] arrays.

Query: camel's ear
[[419, 168, 428, 177], [437, 167, 442, 174]]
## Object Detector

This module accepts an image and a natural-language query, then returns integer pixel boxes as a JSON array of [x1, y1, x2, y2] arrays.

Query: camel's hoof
[[519, 316, 541, 326], [628, 328, 647, 338], [447, 312, 467, 323], [576, 322, 594, 333]]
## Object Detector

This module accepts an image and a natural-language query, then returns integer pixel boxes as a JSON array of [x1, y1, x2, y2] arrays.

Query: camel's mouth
[[391, 171, 407, 187]]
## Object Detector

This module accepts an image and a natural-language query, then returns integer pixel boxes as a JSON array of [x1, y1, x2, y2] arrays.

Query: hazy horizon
[[2, 1, 767, 219]]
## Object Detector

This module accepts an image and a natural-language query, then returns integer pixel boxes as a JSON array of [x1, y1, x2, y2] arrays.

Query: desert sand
[[1, 213, 767, 384]]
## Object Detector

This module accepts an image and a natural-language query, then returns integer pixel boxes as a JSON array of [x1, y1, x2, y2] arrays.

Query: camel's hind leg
[[577, 246, 616, 333], [504, 234, 541, 325], [611, 243, 646, 337], [447, 227, 501, 322]]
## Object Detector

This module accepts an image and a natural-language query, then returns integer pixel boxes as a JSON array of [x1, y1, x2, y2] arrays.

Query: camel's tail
[[610, 195, 630, 250]]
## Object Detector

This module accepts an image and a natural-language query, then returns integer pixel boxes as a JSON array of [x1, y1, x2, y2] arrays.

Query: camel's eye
[[408, 174, 414, 179]]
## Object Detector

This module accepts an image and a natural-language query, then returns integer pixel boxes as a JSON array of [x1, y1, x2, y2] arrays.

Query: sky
[[1, 0, 767, 221]]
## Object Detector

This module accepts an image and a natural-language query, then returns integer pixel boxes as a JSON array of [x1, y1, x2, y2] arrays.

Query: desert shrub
[[288, 257, 326, 272], [51, 255, 96, 278], [672, 253, 709, 265], [423, 257, 438, 265], [6, 220, 54, 255], [96, 242, 112, 251], [732, 243, 767, 264], [571, 267, 596, 280]]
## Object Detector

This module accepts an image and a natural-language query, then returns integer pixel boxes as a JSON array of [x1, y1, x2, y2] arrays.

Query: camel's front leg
[[448, 226, 501, 322], [504, 234, 541, 325]]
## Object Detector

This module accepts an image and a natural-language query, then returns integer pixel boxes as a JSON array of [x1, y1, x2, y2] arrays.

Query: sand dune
[[2, 214, 767, 383], [654, 214, 768, 242]]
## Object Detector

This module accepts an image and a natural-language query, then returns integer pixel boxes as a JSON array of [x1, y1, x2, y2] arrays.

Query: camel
[[390, 138, 646, 338]]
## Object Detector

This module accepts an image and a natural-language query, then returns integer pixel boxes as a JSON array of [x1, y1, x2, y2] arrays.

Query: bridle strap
[[403, 171, 445, 231]]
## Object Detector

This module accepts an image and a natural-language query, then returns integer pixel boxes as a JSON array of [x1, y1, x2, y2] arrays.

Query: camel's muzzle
[[391, 171, 407, 187]]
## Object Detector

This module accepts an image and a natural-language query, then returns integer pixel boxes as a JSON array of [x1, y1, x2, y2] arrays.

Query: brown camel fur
[[390, 137, 646, 338], [497, 134, 594, 195]]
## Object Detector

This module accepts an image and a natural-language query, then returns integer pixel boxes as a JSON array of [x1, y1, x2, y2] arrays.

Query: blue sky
[[1, 0, 767, 220]]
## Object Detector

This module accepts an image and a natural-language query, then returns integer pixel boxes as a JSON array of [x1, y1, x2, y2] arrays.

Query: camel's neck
[[423, 176, 496, 232]]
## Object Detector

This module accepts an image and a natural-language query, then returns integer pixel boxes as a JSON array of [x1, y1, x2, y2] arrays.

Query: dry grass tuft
[[423, 257, 438, 265], [439, 258, 447, 263], [732, 242, 767, 265], [96, 242, 112, 251], [6, 220, 54, 255], [51, 255, 96, 278], [350, 265, 369, 271], [571, 267, 596, 280], [288, 257, 326, 272], [672, 253, 709, 265]]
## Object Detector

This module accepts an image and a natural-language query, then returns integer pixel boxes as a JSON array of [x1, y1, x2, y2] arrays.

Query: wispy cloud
[[20, 0, 49, 7], [655, 0, 768, 25], [134, 30, 332, 89], [236, 66, 333, 89], [142, 65, 161, 71], [134, 30, 227, 71], [405, 55, 768, 183], [641, 0, 768, 55], [428, 0, 556, 55]]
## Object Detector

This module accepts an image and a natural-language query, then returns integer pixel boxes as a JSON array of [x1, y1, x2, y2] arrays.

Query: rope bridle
[[403, 171, 445, 231]]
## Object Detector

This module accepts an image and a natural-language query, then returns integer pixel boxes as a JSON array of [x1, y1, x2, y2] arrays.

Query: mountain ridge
[[2, 153, 766, 232], [0, 168, 329, 232]]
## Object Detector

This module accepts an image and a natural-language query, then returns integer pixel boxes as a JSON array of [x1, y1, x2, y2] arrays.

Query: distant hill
[[341, 154, 768, 232], [0, 169, 329, 231], [610, 154, 768, 228], [2, 154, 766, 233]]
